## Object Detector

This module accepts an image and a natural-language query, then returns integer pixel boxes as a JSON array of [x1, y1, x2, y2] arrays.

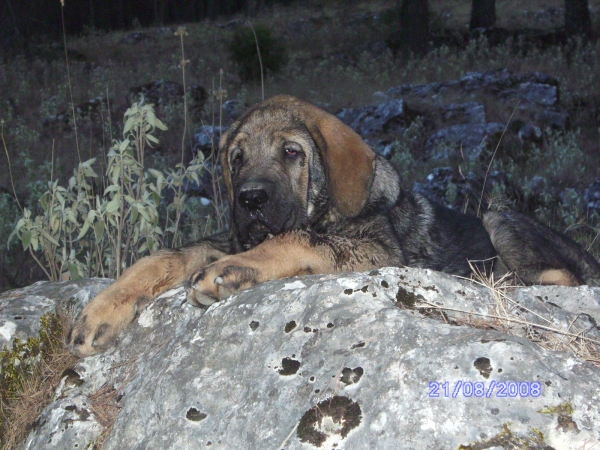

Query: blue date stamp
[[428, 381, 542, 398]]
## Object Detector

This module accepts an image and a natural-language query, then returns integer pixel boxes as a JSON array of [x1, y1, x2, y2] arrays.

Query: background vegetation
[[1, 0, 599, 291]]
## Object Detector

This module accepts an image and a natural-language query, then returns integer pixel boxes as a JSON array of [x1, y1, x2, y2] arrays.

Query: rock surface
[[6, 268, 600, 449], [0, 279, 112, 351]]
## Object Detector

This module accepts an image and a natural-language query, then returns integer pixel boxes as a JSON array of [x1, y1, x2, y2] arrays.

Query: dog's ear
[[294, 98, 375, 217]]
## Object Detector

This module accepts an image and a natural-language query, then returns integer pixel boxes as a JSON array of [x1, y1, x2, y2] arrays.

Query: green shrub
[[9, 103, 206, 280], [229, 24, 287, 82]]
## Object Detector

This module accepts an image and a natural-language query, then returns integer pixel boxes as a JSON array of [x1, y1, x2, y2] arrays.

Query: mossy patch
[[540, 402, 578, 432], [458, 423, 549, 450], [284, 321, 297, 333], [473, 357, 493, 379], [278, 357, 300, 376], [186, 407, 207, 422], [297, 396, 362, 447], [395, 287, 424, 308], [340, 367, 364, 386], [1, 312, 75, 447]]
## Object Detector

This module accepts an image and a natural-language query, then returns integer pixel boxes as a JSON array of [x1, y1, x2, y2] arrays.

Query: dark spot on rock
[[454, 365, 459, 369], [545, 380, 552, 386], [369, 270, 380, 276], [297, 396, 362, 447], [381, 280, 389, 288], [186, 407, 207, 422], [360, 285, 368, 293], [422, 285, 438, 292], [456, 290, 466, 295], [13, 316, 23, 320], [304, 326, 312, 333], [64, 405, 76, 411], [206, 441, 212, 446], [315, 389, 320, 393], [327, 323, 334, 328], [395, 287, 423, 308], [279, 357, 301, 376], [61, 368, 84, 386], [284, 321, 297, 333], [481, 339, 489, 343], [30, 416, 46, 431], [76, 409, 90, 421], [116, 393, 124, 402], [350, 342, 365, 349], [510, 357, 514, 360], [249, 321, 259, 331], [340, 367, 364, 385], [474, 357, 493, 379], [399, 275, 405, 279], [313, 328, 318, 333], [557, 415, 579, 432], [310, 376, 315, 382], [344, 289, 353, 295], [498, 368, 502, 373], [491, 408, 499, 415]]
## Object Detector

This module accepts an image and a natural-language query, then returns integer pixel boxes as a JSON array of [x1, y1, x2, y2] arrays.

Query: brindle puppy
[[69, 95, 600, 357]]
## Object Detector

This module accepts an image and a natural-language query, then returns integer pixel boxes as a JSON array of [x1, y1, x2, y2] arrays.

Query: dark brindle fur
[[69, 95, 600, 357]]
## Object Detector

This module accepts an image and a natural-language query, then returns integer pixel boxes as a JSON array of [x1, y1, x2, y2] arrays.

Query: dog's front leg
[[187, 230, 393, 305], [68, 236, 231, 357]]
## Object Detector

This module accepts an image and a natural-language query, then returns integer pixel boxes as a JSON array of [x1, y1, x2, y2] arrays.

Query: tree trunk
[[400, 0, 430, 55], [564, 0, 592, 37], [470, 0, 496, 30]]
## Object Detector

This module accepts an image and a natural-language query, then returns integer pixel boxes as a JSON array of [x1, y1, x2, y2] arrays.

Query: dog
[[69, 95, 600, 357]]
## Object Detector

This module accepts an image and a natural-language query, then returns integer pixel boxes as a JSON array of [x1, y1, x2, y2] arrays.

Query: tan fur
[[537, 269, 580, 287], [69, 244, 227, 357], [187, 231, 389, 306], [70, 95, 600, 357], [245, 96, 376, 217]]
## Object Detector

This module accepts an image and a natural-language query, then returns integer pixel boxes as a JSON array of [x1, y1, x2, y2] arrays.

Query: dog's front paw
[[187, 258, 260, 307], [68, 291, 137, 358]]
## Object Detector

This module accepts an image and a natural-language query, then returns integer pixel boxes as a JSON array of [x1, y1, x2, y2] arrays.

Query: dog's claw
[[214, 276, 224, 285]]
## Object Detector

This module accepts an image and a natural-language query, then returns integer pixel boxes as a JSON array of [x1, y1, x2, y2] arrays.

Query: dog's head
[[219, 95, 376, 250]]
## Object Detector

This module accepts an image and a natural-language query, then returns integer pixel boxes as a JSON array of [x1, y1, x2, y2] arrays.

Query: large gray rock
[[14, 268, 600, 449], [337, 99, 411, 138], [424, 122, 505, 161]]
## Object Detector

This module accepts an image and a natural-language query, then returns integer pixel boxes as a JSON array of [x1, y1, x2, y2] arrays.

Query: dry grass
[[89, 384, 121, 447], [0, 312, 78, 449], [412, 264, 600, 369]]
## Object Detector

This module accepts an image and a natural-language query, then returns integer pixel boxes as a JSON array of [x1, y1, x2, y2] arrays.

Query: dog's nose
[[239, 188, 269, 211]]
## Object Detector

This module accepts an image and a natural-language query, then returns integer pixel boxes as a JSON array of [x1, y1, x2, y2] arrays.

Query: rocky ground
[[2, 269, 599, 449]]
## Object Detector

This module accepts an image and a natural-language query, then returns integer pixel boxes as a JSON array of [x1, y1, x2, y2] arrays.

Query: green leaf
[[148, 168, 162, 179], [94, 220, 105, 241], [69, 263, 82, 280], [76, 218, 92, 240], [106, 196, 121, 213], [130, 206, 139, 224], [39, 229, 60, 246], [21, 230, 32, 250]]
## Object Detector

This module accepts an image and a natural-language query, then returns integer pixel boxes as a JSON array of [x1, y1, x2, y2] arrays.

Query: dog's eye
[[284, 143, 302, 159]]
